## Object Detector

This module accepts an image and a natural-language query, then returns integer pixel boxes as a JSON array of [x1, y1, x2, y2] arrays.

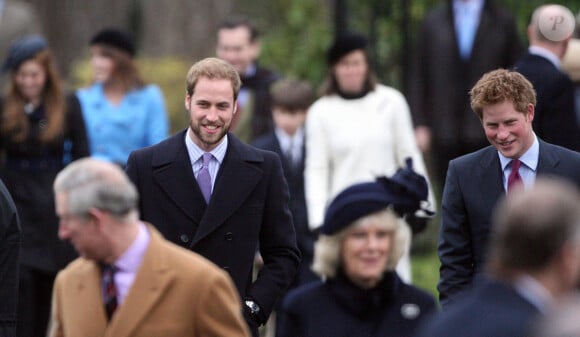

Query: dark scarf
[[336, 82, 372, 100], [328, 269, 399, 320]]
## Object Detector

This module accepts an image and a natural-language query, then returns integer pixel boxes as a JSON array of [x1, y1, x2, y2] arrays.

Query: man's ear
[[185, 94, 191, 110], [85, 207, 105, 230], [526, 103, 535, 122], [251, 40, 261, 60]]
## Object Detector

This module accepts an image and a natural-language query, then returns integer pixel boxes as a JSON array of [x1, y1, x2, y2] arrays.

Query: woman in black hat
[[0, 35, 89, 337], [277, 160, 437, 337], [304, 32, 435, 282], [76, 28, 169, 166]]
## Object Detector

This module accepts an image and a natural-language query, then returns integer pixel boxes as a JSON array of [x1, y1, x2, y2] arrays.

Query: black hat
[[90, 28, 136, 57], [320, 158, 434, 235], [326, 32, 368, 66], [2, 35, 48, 72]]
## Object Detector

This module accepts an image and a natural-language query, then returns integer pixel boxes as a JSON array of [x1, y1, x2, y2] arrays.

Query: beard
[[189, 118, 231, 150]]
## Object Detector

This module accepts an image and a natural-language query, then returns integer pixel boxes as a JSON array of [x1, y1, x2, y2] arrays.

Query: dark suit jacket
[[48, 225, 250, 337], [514, 53, 580, 151], [417, 278, 540, 337], [0, 179, 19, 337], [438, 140, 580, 306], [238, 64, 280, 142], [251, 132, 314, 259], [408, 0, 522, 147], [125, 131, 300, 327]]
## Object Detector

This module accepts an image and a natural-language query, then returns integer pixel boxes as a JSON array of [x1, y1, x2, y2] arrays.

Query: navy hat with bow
[[320, 158, 434, 235]]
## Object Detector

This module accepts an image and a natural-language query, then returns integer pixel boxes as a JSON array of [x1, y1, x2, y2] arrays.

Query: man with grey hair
[[48, 158, 250, 337], [418, 178, 580, 337], [514, 4, 580, 151]]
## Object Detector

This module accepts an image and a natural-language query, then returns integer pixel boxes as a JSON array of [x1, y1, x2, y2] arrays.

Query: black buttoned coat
[[126, 130, 300, 332], [277, 271, 437, 337]]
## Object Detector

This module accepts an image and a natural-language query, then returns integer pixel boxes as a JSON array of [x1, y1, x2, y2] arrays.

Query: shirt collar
[[274, 126, 304, 151], [499, 133, 539, 172], [243, 63, 257, 78], [114, 222, 150, 273], [453, 0, 484, 14], [529, 46, 561, 69], [514, 274, 553, 313], [185, 129, 228, 165]]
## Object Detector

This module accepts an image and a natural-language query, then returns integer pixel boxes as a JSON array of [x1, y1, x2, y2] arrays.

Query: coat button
[[179, 234, 189, 243], [224, 232, 233, 241]]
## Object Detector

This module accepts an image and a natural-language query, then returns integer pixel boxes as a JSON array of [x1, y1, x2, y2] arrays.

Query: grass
[[411, 250, 440, 300], [410, 159, 442, 302]]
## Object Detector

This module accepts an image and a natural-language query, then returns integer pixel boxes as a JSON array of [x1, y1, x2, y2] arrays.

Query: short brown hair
[[217, 15, 259, 42], [270, 78, 313, 112], [186, 57, 241, 100], [470, 69, 536, 119]]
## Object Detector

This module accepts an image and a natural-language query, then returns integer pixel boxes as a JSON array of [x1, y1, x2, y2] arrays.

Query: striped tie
[[101, 264, 118, 321]]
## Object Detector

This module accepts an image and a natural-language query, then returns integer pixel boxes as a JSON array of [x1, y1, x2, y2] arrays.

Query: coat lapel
[[105, 226, 173, 337], [537, 140, 561, 176], [192, 136, 263, 245], [151, 131, 206, 224], [477, 147, 504, 212], [68, 262, 108, 336]]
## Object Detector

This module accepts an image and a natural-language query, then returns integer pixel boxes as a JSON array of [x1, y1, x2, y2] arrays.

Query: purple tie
[[197, 153, 212, 203]]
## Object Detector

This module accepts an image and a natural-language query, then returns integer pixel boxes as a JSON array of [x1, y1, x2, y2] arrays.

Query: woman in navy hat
[[76, 28, 169, 166], [0, 35, 89, 337], [277, 160, 437, 337], [304, 32, 435, 282]]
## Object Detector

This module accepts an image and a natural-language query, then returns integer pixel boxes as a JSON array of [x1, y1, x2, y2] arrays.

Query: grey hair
[[312, 207, 410, 279], [53, 158, 138, 220]]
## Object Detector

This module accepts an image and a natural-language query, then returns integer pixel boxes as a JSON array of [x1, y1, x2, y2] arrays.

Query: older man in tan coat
[[48, 158, 250, 337]]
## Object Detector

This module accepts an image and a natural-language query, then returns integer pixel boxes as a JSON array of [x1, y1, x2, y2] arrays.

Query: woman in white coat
[[304, 32, 435, 282]]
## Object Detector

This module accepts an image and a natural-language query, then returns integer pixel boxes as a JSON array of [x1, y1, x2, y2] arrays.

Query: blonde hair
[[186, 57, 241, 100], [312, 207, 410, 279]]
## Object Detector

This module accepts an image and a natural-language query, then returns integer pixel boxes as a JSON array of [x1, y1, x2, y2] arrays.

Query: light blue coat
[[77, 83, 169, 165]]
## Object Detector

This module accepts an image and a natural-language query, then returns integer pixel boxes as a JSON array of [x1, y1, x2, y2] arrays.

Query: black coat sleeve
[[65, 93, 90, 160], [0, 179, 20, 337]]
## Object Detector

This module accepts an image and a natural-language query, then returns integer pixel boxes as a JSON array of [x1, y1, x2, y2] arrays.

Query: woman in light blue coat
[[77, 28, 169, 166]]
